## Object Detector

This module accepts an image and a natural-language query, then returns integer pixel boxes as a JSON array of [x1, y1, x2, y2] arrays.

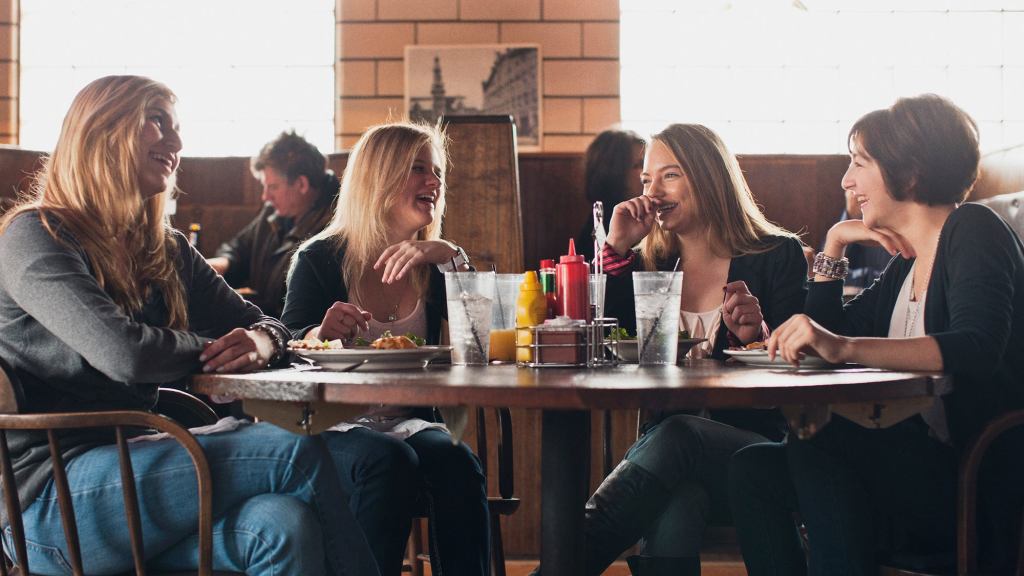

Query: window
[[20, 0, 335, 156], [621, 1, 1024, 153]]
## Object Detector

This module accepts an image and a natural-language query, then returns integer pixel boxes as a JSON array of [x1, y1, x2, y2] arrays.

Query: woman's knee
[[325, 429, 419, 481], [230, 496, 326, 575]]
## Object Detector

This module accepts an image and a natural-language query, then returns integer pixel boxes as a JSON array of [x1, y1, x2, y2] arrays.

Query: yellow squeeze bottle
[[516, 271, 548, 363]]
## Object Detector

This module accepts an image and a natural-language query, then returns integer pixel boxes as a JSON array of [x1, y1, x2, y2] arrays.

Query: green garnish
[[609, 327, 633, 341], [352, 336, 370, 347], [404, 332, 426, 347]]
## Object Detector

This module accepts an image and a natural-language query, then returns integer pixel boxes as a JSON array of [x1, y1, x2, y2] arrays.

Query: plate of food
[[723, 342, 832, 369], [606, 329, 706, 363], [288, 332, 451, 371]]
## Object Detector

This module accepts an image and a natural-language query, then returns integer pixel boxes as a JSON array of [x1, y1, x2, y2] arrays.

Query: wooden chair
[[880, 409, 1024, 576], [0, 356, 242, 576], [405, 407, 520, 576]]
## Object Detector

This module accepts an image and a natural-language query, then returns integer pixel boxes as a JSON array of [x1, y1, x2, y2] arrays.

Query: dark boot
[[583, 460, 672, 575], [627, 555, 701, 576]]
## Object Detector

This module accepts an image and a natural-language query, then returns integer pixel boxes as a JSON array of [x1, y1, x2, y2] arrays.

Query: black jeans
[[730, 416, 956, 576], [325, 427, 490, 576], [623, 414, 768, 557]]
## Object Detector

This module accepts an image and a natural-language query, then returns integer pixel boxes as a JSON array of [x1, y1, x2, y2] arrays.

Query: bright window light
[[20, 0, 335, 156], [621, 2, 1024, 153]]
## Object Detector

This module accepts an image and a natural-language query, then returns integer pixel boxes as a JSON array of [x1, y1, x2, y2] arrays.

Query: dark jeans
[[730, 416, 956, 576], [325, 427, 489, 576], [623, 414, 768, 557]]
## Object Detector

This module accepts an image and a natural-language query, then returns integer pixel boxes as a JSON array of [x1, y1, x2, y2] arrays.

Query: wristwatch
[[438, 244, 470, 272]]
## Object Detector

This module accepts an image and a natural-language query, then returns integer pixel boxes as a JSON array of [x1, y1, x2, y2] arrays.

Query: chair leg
[[491, 512, 506, 576], [407, 518, 425, 576]]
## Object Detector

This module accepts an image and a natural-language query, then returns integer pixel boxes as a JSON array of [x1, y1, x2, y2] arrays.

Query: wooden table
[[192, 361, 950, 575]]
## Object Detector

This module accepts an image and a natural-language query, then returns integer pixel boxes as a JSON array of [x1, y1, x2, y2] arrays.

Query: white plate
[[723, 348, 833, 369], [291, 346, 452, 371], [608, 338, 707, 364]]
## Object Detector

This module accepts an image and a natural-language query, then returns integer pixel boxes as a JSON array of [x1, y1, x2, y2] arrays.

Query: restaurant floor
[[419, 558, 747, 575]]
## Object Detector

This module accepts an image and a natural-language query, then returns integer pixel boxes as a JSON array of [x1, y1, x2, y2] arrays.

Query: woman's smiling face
[[842, 137, 893, 229], [136, 97, 181, 199], [642, 139, 698, 235], [388, 145, 442, 238]]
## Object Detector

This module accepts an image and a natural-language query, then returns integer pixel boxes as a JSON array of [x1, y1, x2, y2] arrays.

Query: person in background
[[0, 75, 377, 575], [208, 131, 338, 318], [731, 94, 1024, 575], [537, 124, 806, 576], [575, 128, 646, 262], [283, 121, 489, 576]]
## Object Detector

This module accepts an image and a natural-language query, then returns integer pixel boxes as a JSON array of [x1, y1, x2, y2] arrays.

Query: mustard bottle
[[516, 271, 548, 363]]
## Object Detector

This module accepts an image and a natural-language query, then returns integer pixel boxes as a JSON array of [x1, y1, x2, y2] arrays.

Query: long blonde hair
[[314, 121, 448, 302], [0, 75, 188, 328], [640, 124, 799, 270]]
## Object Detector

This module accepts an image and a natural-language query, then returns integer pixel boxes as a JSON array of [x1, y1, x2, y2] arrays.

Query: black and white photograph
[[405, 44, 542, 151]]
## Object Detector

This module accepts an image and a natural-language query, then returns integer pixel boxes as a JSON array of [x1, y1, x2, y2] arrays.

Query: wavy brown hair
[[640, 124, 800, 270], [0, 75, 188, 328]]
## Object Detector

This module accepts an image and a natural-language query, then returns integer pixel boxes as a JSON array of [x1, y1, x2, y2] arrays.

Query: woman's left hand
[[199, 327, 274, 373], [767, 314, 850, 366], [722, 281, 764, 344], [375, 240, 460, 284]]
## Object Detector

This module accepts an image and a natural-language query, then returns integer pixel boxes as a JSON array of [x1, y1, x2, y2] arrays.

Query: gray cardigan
[[0, 211, 287, 513]]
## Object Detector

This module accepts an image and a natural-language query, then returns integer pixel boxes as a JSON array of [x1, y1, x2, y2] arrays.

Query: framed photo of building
[[405, 44, 542, 151]]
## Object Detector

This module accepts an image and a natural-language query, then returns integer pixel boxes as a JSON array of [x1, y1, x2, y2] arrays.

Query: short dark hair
[[251, 131, 332, 192], [849, 94, 980, 205], [584, 129, 645, 205]]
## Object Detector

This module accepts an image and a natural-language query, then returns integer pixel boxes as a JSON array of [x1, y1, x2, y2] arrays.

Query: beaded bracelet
[[812, 252, 850, 280], [249, 322, 286, 367]]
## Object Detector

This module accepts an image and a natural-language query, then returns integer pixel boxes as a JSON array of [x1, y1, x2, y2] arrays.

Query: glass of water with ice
[[444, 271, 495, 365], [632, 271, 683, 365]]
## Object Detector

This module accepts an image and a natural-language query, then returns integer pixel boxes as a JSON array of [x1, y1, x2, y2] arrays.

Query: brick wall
[[335, 0, 620, 152], [0, 0, 16, 144]]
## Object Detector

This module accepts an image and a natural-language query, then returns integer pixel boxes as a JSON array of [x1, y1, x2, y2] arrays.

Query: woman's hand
[[317, 302, 372, 341], [722, 281, 764, 344], [606, 196, 659, 257], [766, 314, 851, 366], [375, 240, 460, 284], [823, 219, 913, 259], [200, 327, 274, 373]]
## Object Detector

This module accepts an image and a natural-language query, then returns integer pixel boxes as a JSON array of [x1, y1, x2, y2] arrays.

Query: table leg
[[541, 409, 591, 575]]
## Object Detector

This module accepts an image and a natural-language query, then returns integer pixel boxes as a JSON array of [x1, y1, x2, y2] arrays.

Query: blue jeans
[[325, 427, 490, 576], [730, 416, 956, 576], [624, 414, 767, 557], [8, 422, 378, 576]]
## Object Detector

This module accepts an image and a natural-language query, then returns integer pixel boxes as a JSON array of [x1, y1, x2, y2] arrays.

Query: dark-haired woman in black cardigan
[[730, 94, 1024, 575]]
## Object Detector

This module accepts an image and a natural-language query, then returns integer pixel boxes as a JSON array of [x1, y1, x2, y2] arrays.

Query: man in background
[[208, 131, 339, 318]]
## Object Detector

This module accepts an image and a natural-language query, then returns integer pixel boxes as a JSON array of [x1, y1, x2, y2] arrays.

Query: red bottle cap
[[540, 259, 555, 269], [560, 238, 585, 263]]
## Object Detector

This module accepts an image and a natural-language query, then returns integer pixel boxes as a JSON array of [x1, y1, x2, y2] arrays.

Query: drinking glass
[[632, 271, 683, 365], [589, 273, 607, 319], [444, 271, 495, 365], [490, 274, 520, 362]]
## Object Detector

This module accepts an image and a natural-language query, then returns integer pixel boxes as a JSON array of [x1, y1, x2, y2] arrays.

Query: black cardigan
[[605, 235, 809, 439], [805, 203, 1024, 449], [282, 237, 447, 343]]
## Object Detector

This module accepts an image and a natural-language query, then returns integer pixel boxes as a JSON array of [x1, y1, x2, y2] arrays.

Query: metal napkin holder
[[516, 317, 619, 368]]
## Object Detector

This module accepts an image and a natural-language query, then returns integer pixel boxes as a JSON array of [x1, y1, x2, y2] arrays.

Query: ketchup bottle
[[556, 239, 590, 321], [539, 259, 557, 319]]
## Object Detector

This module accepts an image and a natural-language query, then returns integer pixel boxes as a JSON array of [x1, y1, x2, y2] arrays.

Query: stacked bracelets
[[249, 322, 286, 366], [812, 252, 850, 280]]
